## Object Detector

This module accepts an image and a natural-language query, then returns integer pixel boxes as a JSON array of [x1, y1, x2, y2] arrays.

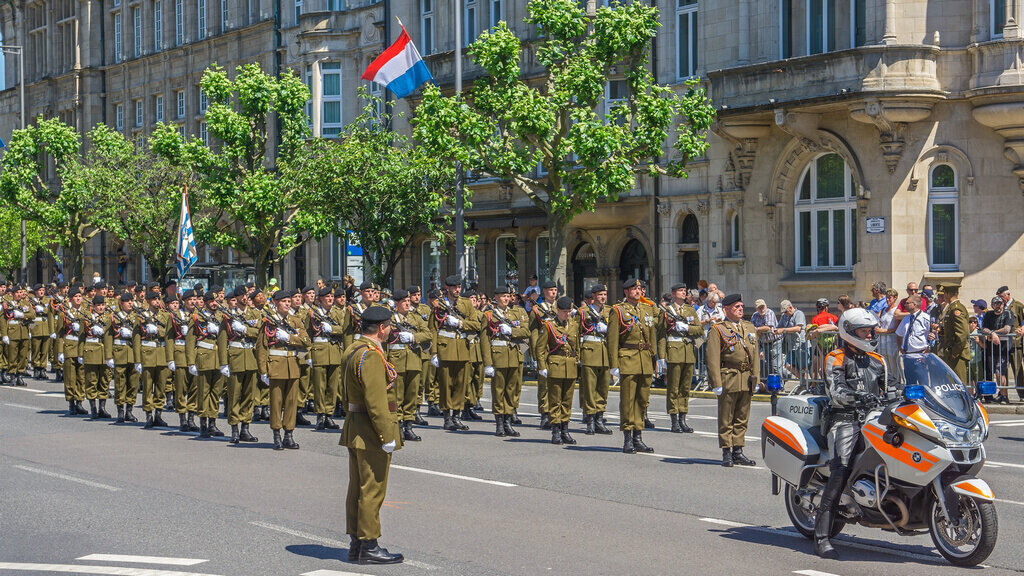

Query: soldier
[[187, 292, 229, 438], [482, 285, 529, 437], [386, 289, 430, 442], [707, 293, 759, 467], [331, 287, 351, 419], [58, 288, 88, 415], [167, 293, 198, 431], [429, 275, 484, 431], [4, 284, 36, 387], [937, 282, 971, 385], [530, 280, 559, 429], [297, 285, 318, 418], [607, 278, 657, 454], [306, 286, 345, 431], [0, 281, 9, 383], [251, 290, 272, 420], [134, 291, 170, 427], [462, 290, 486, 422], [256, 289, 311, 450], [339, 305, 404, 565], [422, 289, 443, 417], [408, 285, 432, 425], [81, 294, 114, 419], [29, 284, 53, 380], [536, 296, 581, 445], [637, 280, 662, 429], [996, 286, 1024, 399], [110, 293, 143, 424], [222, 286, 260, 443], [578, 284, 613, 435], [49, 282, 68, 382], [658, 283, 704, 433]]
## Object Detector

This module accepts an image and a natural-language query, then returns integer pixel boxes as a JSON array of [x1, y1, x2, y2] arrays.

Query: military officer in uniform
[[423, 289, 443, 417], [256, 289, 312, 450], [658, 283, 704, 433], [430, 275, 483, 431], [59, 288, 88, 415], [110, 293, 143, 424], [536, 296, 581, 445], [578, 284, 613, 435], [482, 286, 529, 437], [937, 282, 971, 385], [0, 281, 9, 383], [608, 278, 657, 454], [29, 284, 53, 380], [168, 293, 200, 431], [49, 282, 68, 382], [222, 286, 261, 443], [187, 292, 229, 438], [4, 285, 36, 387], [407, 286, 433, 424], [81, 294, 114, 420], [707, 293, 759, 467], [387, 289, 430, 442], [529, 280, 559, 428], [462, 290, 486, 422], [339, 305, 404, 565], [136, 291, 170, 427], [250, 290, 272, 420], [305, 286, 345, 431]]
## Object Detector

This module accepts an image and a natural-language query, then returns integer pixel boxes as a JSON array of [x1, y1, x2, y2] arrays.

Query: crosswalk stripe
[[12, 465, 120, 492], [300, 571, 369, 576], [0, 563, 223, 576], [76, 555, 207, 567]]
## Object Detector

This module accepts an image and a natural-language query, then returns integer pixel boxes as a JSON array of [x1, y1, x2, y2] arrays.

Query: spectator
[[523, 275, 540, 299], [921, 288, 940, 321], [894, 282, 919, 321], [809, 298, 840, 377], [868, 281, 888, 315], [525, 289, 539, 313], [972, 299, 989, 322], [810, 298, 839, 331], [686, 289, 699, 306], [752, 298, 783, 380], [117, 247, 127, 284], [997, 286, 1024, 401], [968, 316, 984, 397], [896, 294, 933, 354], [51, 264, 63, 284], [697, 289, 709, 308], [774, 300, 806, 379], [981, 296, 1016, 404], [698, 292, 724, 327], [875, 289, 901, 367]]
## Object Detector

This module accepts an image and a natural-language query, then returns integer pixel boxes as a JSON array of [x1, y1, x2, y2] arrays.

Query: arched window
[[680, 213, 699, 244], [730, 212, 741, 256], [795, 153, 856, 272], [928, 164, 958, 271], [495, 235, 518, 289]]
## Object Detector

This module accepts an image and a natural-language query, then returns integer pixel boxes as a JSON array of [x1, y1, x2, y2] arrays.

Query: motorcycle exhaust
[[881, 495, 910, 528]]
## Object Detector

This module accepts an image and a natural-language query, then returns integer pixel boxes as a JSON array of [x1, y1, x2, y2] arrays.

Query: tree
[[0, 117, 97, 281], [412, 0, 715, 286], [295, 91, 457, 284], [83, 123, 197, 283], [0, 206, 51, 281], [151, 62, 314, 287]]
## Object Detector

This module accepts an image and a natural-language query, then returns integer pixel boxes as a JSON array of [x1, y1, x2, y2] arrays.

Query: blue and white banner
[[176, 188, 198, 279]]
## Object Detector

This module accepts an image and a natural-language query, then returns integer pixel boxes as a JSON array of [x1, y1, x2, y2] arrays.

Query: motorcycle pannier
[[762, 415, 821, 487]]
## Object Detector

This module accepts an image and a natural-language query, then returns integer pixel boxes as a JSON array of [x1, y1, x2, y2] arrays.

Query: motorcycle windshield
[[900, 353, 975, 425]]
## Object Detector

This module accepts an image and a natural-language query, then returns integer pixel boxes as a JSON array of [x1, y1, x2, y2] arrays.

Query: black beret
[[590, 284, 607, 294], [232, 286, 248, 298], [392, 288, 410, 300], [145, 291, 160, 301], [203, 292, 217, 302], [181, 289, 195, 299], [315, 287, 331, 297], [120, 293, 134, 302], [134, 285, 145, 293], [334, 287, 347, 298], [164, 295, 178, 304], [361, 305, 392, 324], [92, 295, 106, 305], [540, 280, 557, 290], [209, 285, 223, 294], [463, 289, 477, 298], [147, 282, 160, 290], [445, 275, 462, 287], [556, 296, 573, 310], [623, 278, 638, 289], [94, 282, 107, 290], [164, 280, 178, 288], [493, 285, 513, 295], [303, 286, 315, 294], [997, 286, 1010, 295], [272, 289, 291, 301], [670, 282, 687, 292], [57, 281, 68, 288], [407, 285, 421, 294], [359, 281, 374, 290], [428, 289, 441, 299], [32, 283, 43, 291], [722, 293, 742, 306], [67, 288, 81, 297]]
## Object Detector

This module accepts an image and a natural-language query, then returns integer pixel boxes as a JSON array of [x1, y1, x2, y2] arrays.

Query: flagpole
[[454, 0, 465, 285]]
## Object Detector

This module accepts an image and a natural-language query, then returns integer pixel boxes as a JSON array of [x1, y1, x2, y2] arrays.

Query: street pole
[[454, 0, 465, 283], [0, 45, 27, 283]]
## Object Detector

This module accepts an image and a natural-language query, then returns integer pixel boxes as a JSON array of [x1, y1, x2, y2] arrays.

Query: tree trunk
[[67, 235, 84, 283], [254, 249, 270, 289], [547, 215, 568, 294]]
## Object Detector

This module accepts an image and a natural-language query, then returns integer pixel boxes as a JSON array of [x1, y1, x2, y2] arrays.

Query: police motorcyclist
[[816, 308, 888, 559]]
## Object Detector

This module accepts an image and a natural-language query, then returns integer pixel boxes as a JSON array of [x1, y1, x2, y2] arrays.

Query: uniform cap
[[445, 275, 462, 287], [133, 285, 145, 293], [164, 280, 178, 288], [428, 289, 441, 299], [92, 295, 106, 306], [303, 286, 315, 294], [67, 288, 81, 298], [463, 289, 477, 298], [272, 289, 292, 301], [540, 280, 557, 290], [181, 289, 195, 299], [32, 283, 43, 291], [120, 293, 134, 302], [556, 296, 573, 311], [334, 287, 347, 298], [623, 278, 639, 289], [203, 292, 217, 302], [317, 287, 333, 297], [361, 306, 392, 324], [233, 286, 248, 298], [997, 286, 1010, 295], [57, 281, 68, 288], [670, 283, 687, 292], [94, 282, 107, 290], [590, 284, 607, 294], [164, 295, 178, 304], [359, 281, 374, 290], [208, 285, 223, 294], [722, 293, 743, 306], [407, 285, 421, 294], [493, 285, 513, 295], [392, 288, 410, 301]]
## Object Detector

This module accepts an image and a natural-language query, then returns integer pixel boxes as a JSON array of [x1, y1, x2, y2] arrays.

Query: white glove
[[275, 328, 290, 342], [50, 332, 57, 340], [657, 359, 667, 373], [71, 322, 81, 332], [484, 365, 494, 377], [188, 364, 198, 376], [180, 325, 189, 335], [77, 357, 84, 365], [306, 358, 312, 367], [58, 353, 65, 364], [610, 367, 620, 381], [499, 324, 512, 336], [134, 363, 143, 374], [35, 305, 44, 314], [146, 323, 159, 335], [91, 325, 105, 336], [538, 369, 548, 378], [320, 322, 333, 334], [1, 336, 7, 345], [206, 322, 219, 335], [445, 315, 462, 328], [168, 361, 176, 372], [399, 331, 414, 343], [105, 358, 115, 369], [382, 440, 396, 454], [13, 310, 23, 319], [231, 320, 246, 333], [220, 365, 231, 378], [260, 373, 270, 385], [596, 321, 608, 334], [675, 321, 688, 332], [119, 327, 133, 338], [713, 386, 723, 396], [430, 355, 439, 367]]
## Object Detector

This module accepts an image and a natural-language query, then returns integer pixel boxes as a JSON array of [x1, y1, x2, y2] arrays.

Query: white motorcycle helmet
[[838, 308, 880, 353]]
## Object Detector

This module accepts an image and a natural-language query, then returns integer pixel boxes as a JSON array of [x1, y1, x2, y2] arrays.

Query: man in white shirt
[[896, 295, 933, 354]]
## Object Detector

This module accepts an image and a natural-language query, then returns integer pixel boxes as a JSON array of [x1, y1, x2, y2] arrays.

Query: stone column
[[1005, 0, 1020, 38], [311, 59, 322, 137], [738, 0, 750, 64], [882, 0, 897, 44]]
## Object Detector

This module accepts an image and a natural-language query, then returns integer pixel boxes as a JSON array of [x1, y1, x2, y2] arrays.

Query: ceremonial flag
[[361, 26, 434, 99], [176, 188, 198, 279]]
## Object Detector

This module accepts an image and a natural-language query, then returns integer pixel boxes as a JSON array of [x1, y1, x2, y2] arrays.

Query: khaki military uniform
[[5, 298, 36, 374], [49, 295, 65, 375], [429, 295, 484, 414], [222, 306, 260, 426], [536, 317, 580, 425], [110, 308, 140, 409], [1007, 298, 1024, 397], [658, 302, 704, 415], [466, 307, 486, 409], [387, 310, 431, 422], [296, 304, 313, 408], [482, 306, 529, 415], [81, 311, 113, 401], [29, 295, 52, 373], [58, 303, 85, 401], [607, 301, 657, 431], [340, 337, 402, 541], [938, 299, 971, 385], [530, 301, 558, 417], [169, 308, 198, 416], [0, 294, 9, 375], [578, 304, 611, 417], [707, 319, 760, 448], [414, 302, 435, 406], [186, 309, 227, 420], [306, 304, 346, 417], [136, 308, 170, 414], [255, 311, 311, 431]]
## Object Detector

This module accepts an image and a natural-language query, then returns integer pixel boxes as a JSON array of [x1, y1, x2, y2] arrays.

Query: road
[[2, 375, 1023, 576]]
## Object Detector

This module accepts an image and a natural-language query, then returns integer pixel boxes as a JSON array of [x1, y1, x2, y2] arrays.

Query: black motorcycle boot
[[633, 430, 653, 453], [208, 418, 225, 437], [722, 447, 734, 467], [584, 414, 595, 435], [679, 413, 694, 433], [144, 411, 155, 429], [403, 421, 421, 442], [187, 412, 200, 431], [348, 535, 361, 561], [97, 400, 111, 419], [813, 508, 840, 560], [503, 414, 520, 437], [670, 413, 682, 433], [560, 422, 577, 445], [88, 399, 98, 419], [511, 409, 522, 425], [239, 423, 258, 442], [539, 412, 551, 429], [622, 431, 636, 454], [295, 409, 311, 426], [272, 429, 283, 450], [494, 414, 506, 437], [153, 410, 168, 427], [358, 539, 403, 565], [179, 412, 189, 432], [550, 425, 562, 445], [283, 430, 300, 449], [315, 414, 326, 431], [732, 446, 756, 466], [116, 405, 126, 423], [199, 417, 211, 438], [595, 413, 613, 435], [124, 404, 138, 422], [230, 424, 240, 444], [413, 408, 428, 426]]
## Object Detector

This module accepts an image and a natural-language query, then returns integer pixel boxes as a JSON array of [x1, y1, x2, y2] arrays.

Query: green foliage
[[151, 62, 313, 286], [294, 90, 456, 284], [0, 207, 51, 281]]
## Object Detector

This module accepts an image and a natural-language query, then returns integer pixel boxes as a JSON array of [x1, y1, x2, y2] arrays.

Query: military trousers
[[346, 447, 391, 541], [666, 362, 695, 415], [618, 373, 651, 431], [62, 356, 85, 401], [436, 360, 468, 412], [299, 363, 312, 405], [423, 359, 438, 404], [396, 369, 421, 422], [139, 366, 165, 412], [173, 368, 198, 414], [8, 339, 29, 372], [580, 365, 610, 416], [195, 369, 224, 419], [113, 363, 141, 407], [83, 363, 108, 401], [717, 389, 752, 448], [269, 377, 298, 431], [31, 336, 50, 369], [943, 355, 969, 391], [490, 366, 520, 415], [227, 370, 257, 425], [312, 364, 341, 416], [257, 379, 270, 408], [547, 377, 576, 425], [536, 374, 549, 415]]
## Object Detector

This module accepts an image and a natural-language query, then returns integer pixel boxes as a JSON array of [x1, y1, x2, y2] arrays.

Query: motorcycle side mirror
[[905, 385, 926, 401], [977, 381, 997, 396]]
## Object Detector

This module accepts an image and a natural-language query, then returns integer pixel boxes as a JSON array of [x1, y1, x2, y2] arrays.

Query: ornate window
[[422, 240, 442, 292], [495, 236, 518, 290], [676, 0, 698, 80], [928, 164, 958, 271], [795, 153, 856, 272]]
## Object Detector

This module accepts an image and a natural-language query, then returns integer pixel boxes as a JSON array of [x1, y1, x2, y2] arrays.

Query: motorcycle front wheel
[[785, 483, 842, 539], [928, 495, 998, 567]]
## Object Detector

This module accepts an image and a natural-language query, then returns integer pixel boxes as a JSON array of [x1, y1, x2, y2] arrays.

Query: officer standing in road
[[422, 289, 443, 417], [578, 284, 613, 435], [307, 286, 345, 431], [608, 278, 657, 454], [462, 290, 486, 422], [707, 293, 759, 467], [536, 296, 581, 445], [187, 292, 228, 438], [223, 286, 260, 443], [408, 286, 433, 424], [430, 275, 482, 431], [938, 281, 971, 385], [339, 305, 403, 565], [5, 284, 36, 387], [256, 289, 311, 450], [136, 291, 169, 427], [0, 281, 9, 384], [82, 294, 113, 420], [29, 284, 52, 380], [482, 285, 529, 437], [110, 293, 142, 424], [659, 283, 704, 433], [59, 288, 87, 415], [529, 280, 559, 429], [168, 293, 199, 431], [387, 289, 430, 442]]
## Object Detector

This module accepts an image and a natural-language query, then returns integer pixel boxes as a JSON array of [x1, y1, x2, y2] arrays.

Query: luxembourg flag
[[361, 26, 434, 99]]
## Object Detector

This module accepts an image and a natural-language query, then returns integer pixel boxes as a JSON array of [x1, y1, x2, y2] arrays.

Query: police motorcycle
[[762, 326, 997, 565]]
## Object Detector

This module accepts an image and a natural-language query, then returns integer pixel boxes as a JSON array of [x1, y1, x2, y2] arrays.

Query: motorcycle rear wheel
[[928, 495, 997, 567], [784, 483, 843, 539]]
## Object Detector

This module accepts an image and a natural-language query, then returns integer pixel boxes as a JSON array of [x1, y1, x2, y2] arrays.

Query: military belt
[[268, 349, 295, 357], [621, 343, 650, 351], [490, 340, 508, 347], [582, 335, 605, 343], [32, 317, 46, 323], [113, 339, 130, 346], [347, 402, 398, 413], [85, 338, 100, 344], [667, 336, 686, 343], [437, 330, 459, 339], [196, 341, 215, 350], [312, 337, 330, 344], [722, 361, 751, 371], [141, 341, 160, 348], [229, 341, 253, 349], [174, 339, 186, 346], [388, 343, 406, 350], [548, 349, 577, 358]]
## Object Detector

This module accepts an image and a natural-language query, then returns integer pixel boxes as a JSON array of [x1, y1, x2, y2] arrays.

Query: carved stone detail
[[850, 99, 934, 174]]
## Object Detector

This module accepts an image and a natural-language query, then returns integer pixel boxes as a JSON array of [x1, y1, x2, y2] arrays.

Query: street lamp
[[454, 0, 465, 283], [0, 44, 26, 283]]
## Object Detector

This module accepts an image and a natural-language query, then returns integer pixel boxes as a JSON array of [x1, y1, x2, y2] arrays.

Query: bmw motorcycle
[[762, 353, 998, 566]]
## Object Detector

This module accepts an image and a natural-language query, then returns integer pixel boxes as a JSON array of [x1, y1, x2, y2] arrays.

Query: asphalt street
[[2, 375, 1023, 576]]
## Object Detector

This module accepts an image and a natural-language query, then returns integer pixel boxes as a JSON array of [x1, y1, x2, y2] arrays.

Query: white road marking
[[794, 571, 841, 576], [991, 422, 1024, 427], [995, 498, 1024, 506], [0, 563, 223, 576], [249, 521, 348, 548], [638, 451, 766, 471], [699, 517, 750, 528], [986, 460, 1024, 469], [3, 402, 41, 410], [35, 391, 68, 397], [1, 386, 47, 393], [391, 464, 517, 487], [404, 560, 439, 570], [76, 555, 207, 567], [300, 571, 368, 576], [989, 418, 1024, 424], [12, 465, 119, 492]]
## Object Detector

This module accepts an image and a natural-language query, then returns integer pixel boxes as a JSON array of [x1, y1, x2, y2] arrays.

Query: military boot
[[272, 429, 283, 450], [124, 404, 138, 422], [315, 414, 326, 431], [452, 412, 469, 431], [295, 409, 311, 426], [539, 412, 551, 429], [594, 412, 613, 435], [550, 425, 562, 445], [283, 430, 300, 449], [15, 373, 26, 386], [622, 431, 636, 454], [560, 422, 577, 445], [199, 417, 211, 438], [584, 414, 595, 435], [643, 411, 655, 429], [163, 392, 174, 411], [679, 413, 694, 433], [67, 401, 77, 417], [670, 413, 682, 433], [732, 447, 756, 466], [357, 539, 403, 565], [144, 411, 155, 429], [348, 535, 361, 561], [88, 399, 98, 419], [179, 412, 189, 432], [230, 424, 240, 444], [208, 418, 225, 437], [721, 448, 734, 467], [187, 412, 200, 431], [97, 400, 111, 419], [152, 410, 167, 427], [239, 423, 258, 442], [442, 410, 455, 431], [75, 400, 88, 415], [116, 405, 126, 423], [55, 369, 63, 381], [633, 430, 653, 453], [511, 409, 522, 425], [427, 402, 442, 417], [494, 414, 506, 437], [324, 416, 340, 430], [403, 422, 421, 442], [413, 409, 428, 426], [502, 414, 520, 437], [462, 405, 482, 421]]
